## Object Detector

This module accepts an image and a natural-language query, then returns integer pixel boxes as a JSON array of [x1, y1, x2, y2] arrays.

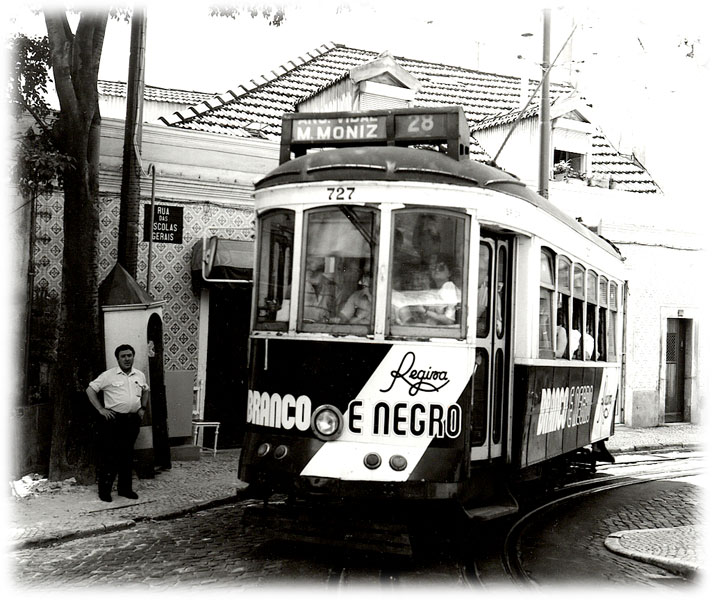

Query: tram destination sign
[[143, 204, 183, 244], [290, 112, 452, 145], [291, 115, 388, 143]]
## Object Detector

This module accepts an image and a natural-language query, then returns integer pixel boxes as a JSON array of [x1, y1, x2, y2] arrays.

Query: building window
[[553, 149, 586, 180]]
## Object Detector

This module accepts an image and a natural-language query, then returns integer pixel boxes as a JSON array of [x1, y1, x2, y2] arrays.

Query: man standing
[[86, 344, 149, 502]]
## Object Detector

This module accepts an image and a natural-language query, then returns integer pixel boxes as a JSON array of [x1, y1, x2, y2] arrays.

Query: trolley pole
[[538, 8, 552, 199]]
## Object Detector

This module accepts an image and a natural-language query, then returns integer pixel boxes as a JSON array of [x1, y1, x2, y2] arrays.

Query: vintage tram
[[238, 106, 623, 538]]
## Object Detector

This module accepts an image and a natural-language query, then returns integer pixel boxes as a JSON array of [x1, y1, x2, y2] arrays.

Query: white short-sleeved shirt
[[89, 367, 149, 414]]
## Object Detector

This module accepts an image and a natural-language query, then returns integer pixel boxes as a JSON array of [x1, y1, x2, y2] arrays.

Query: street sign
[[143, 204, 183, 244]]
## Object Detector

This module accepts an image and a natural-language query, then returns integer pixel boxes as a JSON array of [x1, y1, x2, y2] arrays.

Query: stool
[[191, 421, 220, 457]]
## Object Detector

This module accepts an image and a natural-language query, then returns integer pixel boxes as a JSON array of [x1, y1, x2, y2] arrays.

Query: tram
[[238, 106, 624, 537]]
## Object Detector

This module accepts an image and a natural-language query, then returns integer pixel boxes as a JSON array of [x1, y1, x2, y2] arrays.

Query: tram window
[[596, 276, 608, 361], [587, 270, 598, 304], [300, 206, 379, 332], [555, 294, 569, 358], [571, 299, 584, 359], [255, 210, 294, 330], [571, 264, 585, 359], [585, 306, 596, 360], [495, 246, 506, 338], [556, 257, 572, 359], [598, 307, 607, 361], [478, 244, 492, 337], [470, 349, 488, 447], [389, 210, 467, 338], [539, 249, 555, 358], [573, 264, 585, 299], [608, 282, 618, 359], [492, 349, 504, 445]]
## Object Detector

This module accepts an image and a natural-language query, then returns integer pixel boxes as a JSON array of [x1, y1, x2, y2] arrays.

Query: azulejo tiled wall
[[32, 192, 255, 372]]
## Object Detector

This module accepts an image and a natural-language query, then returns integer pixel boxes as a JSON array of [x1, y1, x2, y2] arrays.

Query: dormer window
[[553, 150, 586, 180], [350, 52, 421, 112], [551, 110, 593, 181], [295, 51, 421, 115]]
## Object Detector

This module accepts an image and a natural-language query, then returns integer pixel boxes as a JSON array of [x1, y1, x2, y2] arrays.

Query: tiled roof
[[98, 80, 218, 105], [157, 42, 659, 193]]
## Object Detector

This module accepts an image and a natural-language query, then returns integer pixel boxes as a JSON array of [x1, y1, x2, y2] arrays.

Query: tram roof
[[255, 146, 622, 259]]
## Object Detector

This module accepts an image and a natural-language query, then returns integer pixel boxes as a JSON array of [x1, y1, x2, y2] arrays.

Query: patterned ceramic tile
[[31, 192, 254, 372]]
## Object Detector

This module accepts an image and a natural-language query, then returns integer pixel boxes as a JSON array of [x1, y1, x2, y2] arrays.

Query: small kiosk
[[99, 263, 171, 477]]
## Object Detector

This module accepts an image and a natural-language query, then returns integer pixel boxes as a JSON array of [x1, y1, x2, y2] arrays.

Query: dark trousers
[[97, 412, 140, 494]]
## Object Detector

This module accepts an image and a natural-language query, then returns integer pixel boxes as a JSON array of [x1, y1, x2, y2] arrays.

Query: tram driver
[[423, 253, 460, 326], [334, 266, 372, 324]]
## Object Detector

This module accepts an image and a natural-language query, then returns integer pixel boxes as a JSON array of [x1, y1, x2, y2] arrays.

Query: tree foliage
[[8, 33, 74, 200], [209, 3, 286, 27]]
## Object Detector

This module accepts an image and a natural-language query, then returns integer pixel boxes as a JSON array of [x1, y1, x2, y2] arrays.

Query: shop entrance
[[203, 285, 252, 448]]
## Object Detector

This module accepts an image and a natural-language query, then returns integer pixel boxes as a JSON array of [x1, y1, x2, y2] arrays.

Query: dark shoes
[[99, 491, 112, 502], [118, 490, 139, 500]]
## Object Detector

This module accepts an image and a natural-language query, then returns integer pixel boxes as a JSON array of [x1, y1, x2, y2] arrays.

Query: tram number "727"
[[327, 186, 355, 200]]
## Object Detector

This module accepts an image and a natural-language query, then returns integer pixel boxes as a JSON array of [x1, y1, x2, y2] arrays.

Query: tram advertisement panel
[[245, 338, 474, 482], [513, 364, 618, 468]]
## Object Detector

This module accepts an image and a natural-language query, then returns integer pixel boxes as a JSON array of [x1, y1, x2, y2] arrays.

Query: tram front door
[[471, 235, 511, 461]]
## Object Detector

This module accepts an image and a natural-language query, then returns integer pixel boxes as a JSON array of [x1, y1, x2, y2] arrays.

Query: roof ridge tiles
[[160, 42, 340, 128]]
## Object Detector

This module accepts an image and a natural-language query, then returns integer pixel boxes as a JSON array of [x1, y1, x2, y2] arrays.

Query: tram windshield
[[390, 210, 467, 337], [254, 206, 468, 338], [300, 206, 379, 332]]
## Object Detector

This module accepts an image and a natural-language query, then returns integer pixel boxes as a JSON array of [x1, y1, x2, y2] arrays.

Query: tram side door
[[474, 236, 511, 460]]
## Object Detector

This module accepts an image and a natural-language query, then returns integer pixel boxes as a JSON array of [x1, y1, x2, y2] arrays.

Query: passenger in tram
[[423, 253, 461, 326], [571, 310, 583, 359], [413, 214, 442, 261], [555, 309, 568, 358], [303, 256, 337, 323], [335, 267, 372, 324], [477, 249, 490, 336], [584, 314, 596, 360], [390, 265, 430, 325]]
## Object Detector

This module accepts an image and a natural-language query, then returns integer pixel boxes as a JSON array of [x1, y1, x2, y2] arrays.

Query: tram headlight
[[389, 455, 408, 471], [256, 443, 271, 457], [311, 404, 344, 440]]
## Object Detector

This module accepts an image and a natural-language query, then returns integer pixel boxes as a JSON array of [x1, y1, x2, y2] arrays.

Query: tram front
[[239, 107, 513, 509]]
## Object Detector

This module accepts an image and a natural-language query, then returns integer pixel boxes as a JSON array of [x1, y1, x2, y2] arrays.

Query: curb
[[10, 492, 245, 551], [610, 443, 701, 454], [604, 528, 699, 578]]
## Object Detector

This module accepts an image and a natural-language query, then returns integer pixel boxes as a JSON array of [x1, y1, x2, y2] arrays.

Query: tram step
[[243, 502, 413, 556], [461, 487, 519, 521]]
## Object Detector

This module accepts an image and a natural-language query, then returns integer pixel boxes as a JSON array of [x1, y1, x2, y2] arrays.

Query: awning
[[191, 237, 253, 292]]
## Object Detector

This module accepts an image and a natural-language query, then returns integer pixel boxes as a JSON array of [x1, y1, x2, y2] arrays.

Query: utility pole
[[538, 8, 551, 199], [118, 6, 147, 276]]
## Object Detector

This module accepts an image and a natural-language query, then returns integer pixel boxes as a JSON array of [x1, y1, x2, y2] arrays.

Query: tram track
[[498, 463, 704, 586]]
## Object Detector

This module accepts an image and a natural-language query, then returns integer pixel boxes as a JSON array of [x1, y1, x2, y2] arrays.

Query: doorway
[[204, 284, 252, 448], [664, 318, 688, 422]]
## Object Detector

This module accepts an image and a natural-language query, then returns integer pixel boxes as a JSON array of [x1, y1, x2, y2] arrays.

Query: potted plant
[[553, 159, 571, 181], [552, 159, 584, 182]]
